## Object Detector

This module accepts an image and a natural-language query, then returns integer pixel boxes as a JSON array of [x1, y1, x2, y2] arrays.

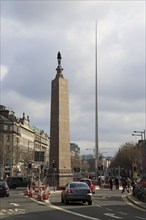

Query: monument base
[[46, 168, 73, 187]]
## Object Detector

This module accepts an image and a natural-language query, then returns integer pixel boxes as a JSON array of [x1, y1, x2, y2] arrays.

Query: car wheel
[[61, 196, 64, 203], [65, 197, 69, 205], [88, 200, 92, 205]]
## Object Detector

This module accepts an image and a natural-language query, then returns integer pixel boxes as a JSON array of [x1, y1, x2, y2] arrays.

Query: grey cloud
[[1, 1, 145, 155]]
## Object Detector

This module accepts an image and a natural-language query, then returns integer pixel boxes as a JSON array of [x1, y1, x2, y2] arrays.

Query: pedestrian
[[98, 177, 101, 188], [121, 177, 129, 193], [109, 177, 113, 190], [114, 176, 119, 189], [131, 179, 136, 196], [27, 176, 32, 190], [127, 177, 132, 192]]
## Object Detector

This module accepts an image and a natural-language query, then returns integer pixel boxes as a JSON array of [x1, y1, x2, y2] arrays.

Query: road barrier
[[38, 188, 43, 201], [29, 187, 35, 198], [24, 180, 50, 200], [43, 185, 49, 200]]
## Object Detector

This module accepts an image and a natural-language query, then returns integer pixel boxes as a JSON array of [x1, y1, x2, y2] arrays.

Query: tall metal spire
[[95, 20, 99, 179]]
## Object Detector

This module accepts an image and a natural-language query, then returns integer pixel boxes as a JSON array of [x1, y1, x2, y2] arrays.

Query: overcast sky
[[1, 1, 145, 156]]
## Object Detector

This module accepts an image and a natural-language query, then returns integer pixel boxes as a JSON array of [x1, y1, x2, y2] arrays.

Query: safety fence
[[24, 182, 50, 201]]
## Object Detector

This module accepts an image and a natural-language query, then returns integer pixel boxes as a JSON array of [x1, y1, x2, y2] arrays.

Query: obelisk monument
[[48, 52, 73, 186]]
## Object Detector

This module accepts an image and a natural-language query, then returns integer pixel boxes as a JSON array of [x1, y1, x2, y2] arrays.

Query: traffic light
[[28, 161, 32, 169], [52, 160, 55, 168], [98, 165, 101, 170], [133, 166, 137, 172]]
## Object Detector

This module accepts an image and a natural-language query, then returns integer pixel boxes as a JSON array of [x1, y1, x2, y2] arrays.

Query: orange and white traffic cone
[[38, 188, 43, 201], [43, 185, 49, 200], [24, 186, 29, 196], [29, 187, 34, 198], [26, 186, 30, 196]]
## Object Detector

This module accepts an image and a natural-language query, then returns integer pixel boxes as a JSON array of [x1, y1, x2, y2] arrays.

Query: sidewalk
[[126, 193, 146, 210], [96, 185, 146, 210]]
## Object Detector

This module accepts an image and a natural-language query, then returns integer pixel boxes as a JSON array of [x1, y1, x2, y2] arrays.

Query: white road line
[[0, 212, 5, 216], [136, 217, 146, 220], [15, 208, 26, 214], [104, 213, 123, 219], [49, 204, 101, 220], [118, 212, 127, 215], [96, 204, 102, 208], [10, 203, 20, 207], [106, 208, 112, 211]]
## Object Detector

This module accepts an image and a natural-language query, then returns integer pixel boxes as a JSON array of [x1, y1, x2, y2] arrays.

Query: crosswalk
[[0, 208, 26, 217]]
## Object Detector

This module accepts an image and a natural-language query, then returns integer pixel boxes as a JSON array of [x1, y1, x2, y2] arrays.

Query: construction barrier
[[101, 183, 110, 189], [24, 179, 50, 201], [24, 186, 30, 196], [29, 187, 35, 198], [25, 186, 30, 196], [37, 188, 44, 201], [43, 185, 49, 200]]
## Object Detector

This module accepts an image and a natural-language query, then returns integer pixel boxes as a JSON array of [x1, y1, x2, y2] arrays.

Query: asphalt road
[[0, 188, 145, 220]]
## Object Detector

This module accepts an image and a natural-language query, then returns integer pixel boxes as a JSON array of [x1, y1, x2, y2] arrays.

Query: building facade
[[0, 105, 50, 178]]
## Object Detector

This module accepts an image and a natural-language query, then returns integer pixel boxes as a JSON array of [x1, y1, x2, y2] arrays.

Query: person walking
[[121, 177, 129, 193], [114, 176, 119, 189], [109, 177, 113, 190]]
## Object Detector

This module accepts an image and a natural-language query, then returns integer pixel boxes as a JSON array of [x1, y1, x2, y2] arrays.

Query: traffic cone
[[29, 187, 34, 198], [38, 188, 43, 201], [24, 187, 28, 196], [26, 186, 30, 196], [43, 185, 49, 200]]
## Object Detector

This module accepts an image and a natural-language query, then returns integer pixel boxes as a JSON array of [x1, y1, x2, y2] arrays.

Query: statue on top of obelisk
[[56, 51, 64, 78]]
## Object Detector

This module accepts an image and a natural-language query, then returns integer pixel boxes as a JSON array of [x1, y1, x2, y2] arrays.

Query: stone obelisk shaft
[[49, 52, 73, 186]]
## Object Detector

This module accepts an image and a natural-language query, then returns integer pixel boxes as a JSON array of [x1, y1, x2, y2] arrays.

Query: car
[[80, 178, 96, 194], [0, 181, 10, 197], [7, 176, 28, 189], [61, 181, 92, 205]]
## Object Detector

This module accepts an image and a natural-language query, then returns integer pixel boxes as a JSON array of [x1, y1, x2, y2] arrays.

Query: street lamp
[[132, 130, 146, 178]]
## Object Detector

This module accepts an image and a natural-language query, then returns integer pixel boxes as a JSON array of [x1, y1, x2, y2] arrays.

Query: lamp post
[[132, 130, 146, 178]]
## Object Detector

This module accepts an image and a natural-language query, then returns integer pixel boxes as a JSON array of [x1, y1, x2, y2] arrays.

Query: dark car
[[61, 181, 92, 205], [0, 181, 10, 197], [7, 176, 28, 189], [80, 178, 96, 194]]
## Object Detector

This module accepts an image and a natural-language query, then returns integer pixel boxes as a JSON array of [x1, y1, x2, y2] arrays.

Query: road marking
[[49, 204, 101, 220], [118, 212, 127, 215], [96, 204, 102, 208], [15, 208, 26, 214], [136, 217, 146, 220], [104, 213, 123, 219], [0, 208, 26, 216], [106, 208, 112, 211], [10, 203, 20, 206]]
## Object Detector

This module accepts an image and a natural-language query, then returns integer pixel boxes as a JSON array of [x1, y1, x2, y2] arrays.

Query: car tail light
[[4, 186, 8, 190], [67, 189, 73, 193]]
